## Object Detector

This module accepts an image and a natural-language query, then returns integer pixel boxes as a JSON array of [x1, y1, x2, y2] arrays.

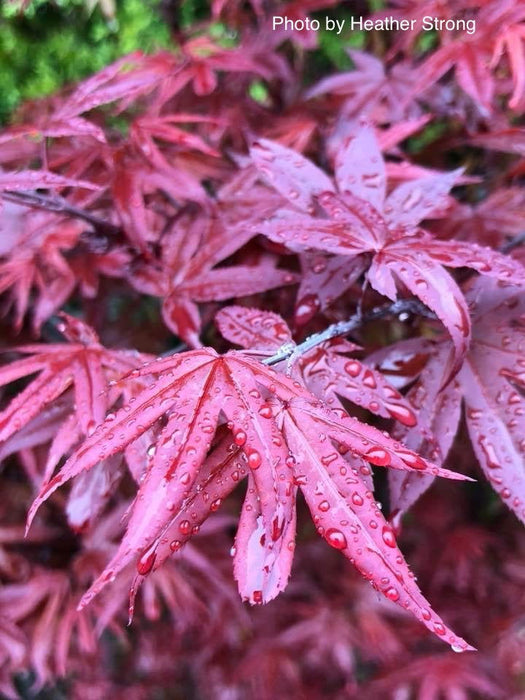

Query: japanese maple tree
[[0, 0, 524, 697]]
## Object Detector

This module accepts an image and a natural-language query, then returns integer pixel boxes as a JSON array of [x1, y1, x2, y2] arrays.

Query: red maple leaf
[[129, 209, 298, 346], [250, 124, 525, 377], [372, 278, 525, 523], [0, 314, 147, 483], [23, 342, 474, 651]]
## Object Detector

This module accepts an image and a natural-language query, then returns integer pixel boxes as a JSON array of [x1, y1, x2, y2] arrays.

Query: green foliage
[[0, 0, 171, 124]]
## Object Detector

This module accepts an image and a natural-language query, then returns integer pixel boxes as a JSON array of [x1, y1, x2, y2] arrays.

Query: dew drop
[[137, 547, 156, 576], [258, 404, 273, 419], [365, 447, 391, 466], [325, 528, 347, 549], [434, 622, 446, 636], [248, 450, 262, 469], [384, 586, 399, 601], [362, 369, 377, 388], [385, 402, 417, 427], [234, 430, 247, 446], [382, 525, 396, 548], [352, 492, 364, 506], [295, 294, 320, 326], [398, 450, 426, 470], [344, 360, 361, 377], [210, 498, 222, 512], [179, 520, 191, 536]]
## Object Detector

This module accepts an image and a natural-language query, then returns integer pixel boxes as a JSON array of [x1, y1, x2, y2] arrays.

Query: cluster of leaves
[[0, 0, 524, 696], [0, 0, 171, 123]]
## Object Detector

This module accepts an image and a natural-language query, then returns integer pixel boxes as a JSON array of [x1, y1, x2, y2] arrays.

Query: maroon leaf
[[22, 346, 471, 649]]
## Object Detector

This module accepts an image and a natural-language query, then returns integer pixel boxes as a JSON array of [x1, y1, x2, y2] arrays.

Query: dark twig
[[500, 231, 525, 254], [264, 298, 434, 370], [2, 190, 122, 236]]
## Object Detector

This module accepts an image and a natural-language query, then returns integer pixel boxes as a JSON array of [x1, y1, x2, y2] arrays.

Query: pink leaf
[[216, 306, 293, 350]]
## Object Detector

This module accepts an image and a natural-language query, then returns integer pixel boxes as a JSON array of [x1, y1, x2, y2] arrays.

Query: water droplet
[[385, 402, 417, 427], [137, 546, 157, 575], [247, 392, 265, 413], [318, 500, 330, 512], [365, 447, 391, 466], [325, 529, 347, 549], [344, 360, 361, 377], [234, 430, 247, 446], [478, 437, 500, 469], [179, 520, 191, 535], [210, 498, 222, 512], [384, 586, 399, 601], [397, 450, 426, 470], [382, 525, 396, 548], [295, 294, 320, 326], [248, 450, 262, 469], [362, 369, 377, 388], [352, 492, 364, 506]]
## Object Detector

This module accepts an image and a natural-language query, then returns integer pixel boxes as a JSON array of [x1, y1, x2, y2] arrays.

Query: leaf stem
[[2, 190, 122, 236], [263, 298, 433, 370]]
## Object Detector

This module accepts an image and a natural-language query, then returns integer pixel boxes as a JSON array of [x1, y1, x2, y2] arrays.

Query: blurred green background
[[0, 0, 381, 125], [0, 0, 176, 124]]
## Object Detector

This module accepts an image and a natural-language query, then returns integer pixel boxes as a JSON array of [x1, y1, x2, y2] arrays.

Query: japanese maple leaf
[[129, 209, 298, 346], [371, 0, 472, 52], [53, 51, 169, 119], [415, 40, 495, 114], [469, 127, 525, 156], [0, 170, 100, 195], [250, 125, 525, 376], [216, 305, 418, 427], [0, 572, 88, 686], [0, 210, 82, 332], [362, 651, 505, 700], [0, 314, 146, 479], [26, 344, 473, 650], [412, 1, 525, 113], [306, 50, 421, 125], [0, 115, 106, 146], [373, 278, 525, 524], [110, 144, 210, 253], [435, 188, 525, 249], [491, 20, 525, 109]]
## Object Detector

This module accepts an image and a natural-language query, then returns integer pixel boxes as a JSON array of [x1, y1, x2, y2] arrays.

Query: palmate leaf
[[130, 210, 298, 346], [373, 278, 525, 524], [0, 314, 146, 476], [25, 345, 473, 650], [251, 125, 525, 377]]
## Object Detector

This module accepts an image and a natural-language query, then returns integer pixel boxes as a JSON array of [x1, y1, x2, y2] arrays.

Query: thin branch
[[263, 298, 434, 371], [500, 231, 525, 254], [2, 190, 122, 236]]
